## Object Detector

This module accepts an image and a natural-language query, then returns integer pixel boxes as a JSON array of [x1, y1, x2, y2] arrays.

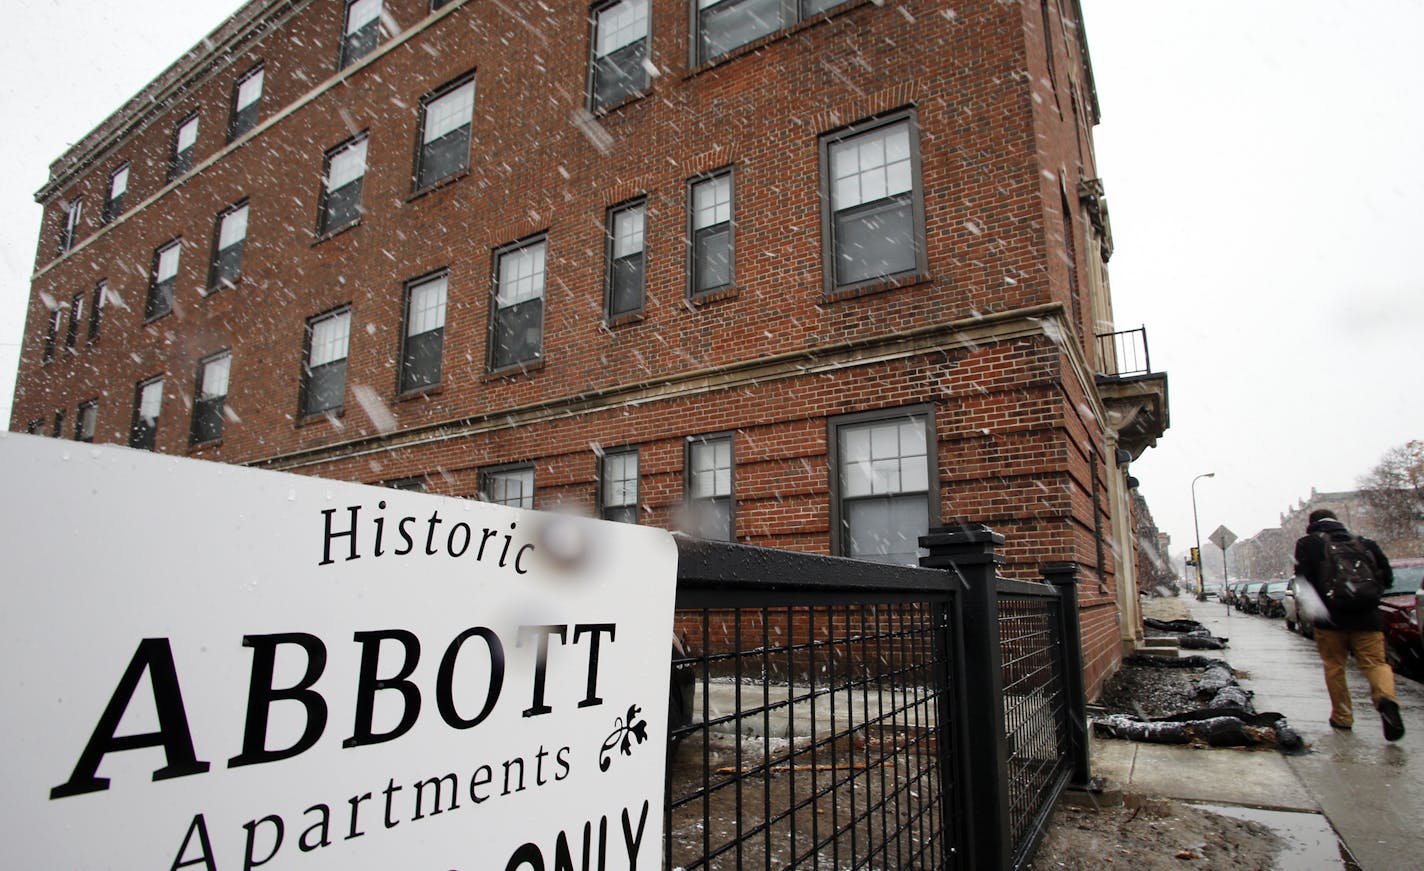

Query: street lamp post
[[1191, 472, 1215, 601]]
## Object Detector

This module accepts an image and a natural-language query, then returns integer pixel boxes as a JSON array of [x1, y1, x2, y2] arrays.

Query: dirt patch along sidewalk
[[1028, 798, 1284, 870]]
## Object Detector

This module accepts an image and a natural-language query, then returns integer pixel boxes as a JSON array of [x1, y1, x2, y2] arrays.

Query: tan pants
[[1314, 628, 1396, 726]]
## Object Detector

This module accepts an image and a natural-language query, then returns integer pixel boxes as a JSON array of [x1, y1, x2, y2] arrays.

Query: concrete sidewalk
[[1089, 735, 1318, 812], [1087, 597, 1422, 870]]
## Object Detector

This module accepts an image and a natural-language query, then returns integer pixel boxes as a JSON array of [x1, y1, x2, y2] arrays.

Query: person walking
[[1293, 508, 1405, 740]]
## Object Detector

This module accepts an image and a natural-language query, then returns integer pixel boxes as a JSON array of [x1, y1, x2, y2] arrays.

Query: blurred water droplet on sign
[[538, 515, 589, 571]]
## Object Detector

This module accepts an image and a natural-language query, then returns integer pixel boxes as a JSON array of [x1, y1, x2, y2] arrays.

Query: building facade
[[11, 0, 1167, 698]]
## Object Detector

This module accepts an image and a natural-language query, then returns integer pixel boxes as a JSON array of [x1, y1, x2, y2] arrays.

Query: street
[[1187, 596, 1423, 869]]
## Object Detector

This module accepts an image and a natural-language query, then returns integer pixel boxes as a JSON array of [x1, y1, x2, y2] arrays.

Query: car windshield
[[1392, 565, 1424, 591], [1266, 581, 1289, 593]]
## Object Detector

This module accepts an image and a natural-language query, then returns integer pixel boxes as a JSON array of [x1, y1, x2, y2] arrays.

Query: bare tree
[[1358, 440, 1424, 554]]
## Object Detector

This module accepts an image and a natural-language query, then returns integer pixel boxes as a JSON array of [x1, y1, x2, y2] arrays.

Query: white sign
[[0, 434, 678, 870]]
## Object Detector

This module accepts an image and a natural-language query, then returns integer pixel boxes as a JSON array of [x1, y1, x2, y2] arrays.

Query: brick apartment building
[[10, 0, 1167, 698]]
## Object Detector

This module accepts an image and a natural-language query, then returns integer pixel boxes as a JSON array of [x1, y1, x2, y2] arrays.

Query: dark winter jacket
[[1293, 517, 1393, 631]]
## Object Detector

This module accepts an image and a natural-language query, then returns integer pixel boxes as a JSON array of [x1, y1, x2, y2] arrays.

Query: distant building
[[10, 0, 1168, 698], [1132, 491, 1175, 590], [1233, 487, 1423, 578]]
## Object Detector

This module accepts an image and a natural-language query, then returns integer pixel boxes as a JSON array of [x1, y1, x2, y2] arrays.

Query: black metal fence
[[666, 525, 1089, 870], [1094, 326, 1153, 378]]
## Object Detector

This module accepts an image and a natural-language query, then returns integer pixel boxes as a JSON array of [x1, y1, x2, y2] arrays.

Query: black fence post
[[1040, 561, 1091, 789], [921, 523, 1008, 871]]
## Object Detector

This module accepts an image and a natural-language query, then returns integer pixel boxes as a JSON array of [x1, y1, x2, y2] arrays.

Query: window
[[340, 0, 383, 69], [209, 202, 249, 289], [694, 0, 851, 65], [822, 113, 926, 292], [301, 308, 351, 416], [686, 434, 734, 541], [53, 411, 65, 439], [58, 198, 82, 254], [103, 165, 129, 223], [689, 170, 733, 296], [431, 0, 456, 10], [26, 419, 44, 435], [65, 292, 85, 352], [606, 200, 646, 318], [600, 448, 639, 523], [147, 240, 181, 320], [385, 477, 427, 492], [319, 135, 367, 234], [89, 281, 106, 342], [482, 464, 535, 508], [590, 0, 650, 112], [489, 236, 546, 370], [830, 409, 935, 566], [76, 400, 98, 443], [229, 65, 265, 140], [415, 76, 475, 190], [399, 272, 447, 392], [130, 377, 164, 451], [191, 352, 232, 444], [170, 114, 199, 180], [42, 306, 61, 363]]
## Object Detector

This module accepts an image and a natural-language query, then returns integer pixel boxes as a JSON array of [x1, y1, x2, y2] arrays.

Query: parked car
[[1225, 580, 1247, 609], [1256, 580, 1290, 618], [1238, 581, 1267, 614], [669, 633, 696, 740], [1379, 558, 1424, 679], [1282, 578, 1310, 636], [1230, 580, 1250, 609]]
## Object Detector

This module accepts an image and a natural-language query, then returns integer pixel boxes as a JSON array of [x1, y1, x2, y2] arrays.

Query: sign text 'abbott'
[[0, 435, 677, 870]]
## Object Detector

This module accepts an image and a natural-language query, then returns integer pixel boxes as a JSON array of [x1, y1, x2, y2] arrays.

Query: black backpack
[[1315, 532, 1385, 610]]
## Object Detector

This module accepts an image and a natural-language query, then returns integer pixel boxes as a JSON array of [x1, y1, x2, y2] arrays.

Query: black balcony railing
[[1095, 326, 1152, 378]]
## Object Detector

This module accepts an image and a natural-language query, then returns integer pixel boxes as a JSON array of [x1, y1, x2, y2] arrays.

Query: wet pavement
[[1186, 596, 1423, 869]]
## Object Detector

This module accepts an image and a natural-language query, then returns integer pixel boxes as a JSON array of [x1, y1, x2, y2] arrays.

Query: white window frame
[[829, 406, 937, 566], [58, 198, 83, 253], [210, 202, 250, 289], [606, 200, 646, 317], [130, 376, 164, 450], [105, 164, 129, 222], [76, 400, 98, 443], [302, 308, 352, 416], [147, 239, 182, 321], [482, 464, 535, 509], [171, 114, 199, 178], [340, 0, 384, 69], [600, 448, 640, 524], [320, 135, 368, 233], [415, 76, 476, 189], [489, 236, 547, 370], [230, 65, 265, 140], [820, 112, 927, 294], [590, 0, 651, 112], [689, 169, 734, 296], [686, 433, 735, 541], [399, 271, 448, 392], [191, 352, 232, 444]]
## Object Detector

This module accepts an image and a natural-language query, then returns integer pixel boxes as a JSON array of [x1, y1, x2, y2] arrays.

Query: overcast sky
[[2, 1, 1420, 561]]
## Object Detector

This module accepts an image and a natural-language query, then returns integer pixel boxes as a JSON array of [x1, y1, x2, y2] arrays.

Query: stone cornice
[[36, 0, 307, 203], [251, 302, 1070, 471]]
